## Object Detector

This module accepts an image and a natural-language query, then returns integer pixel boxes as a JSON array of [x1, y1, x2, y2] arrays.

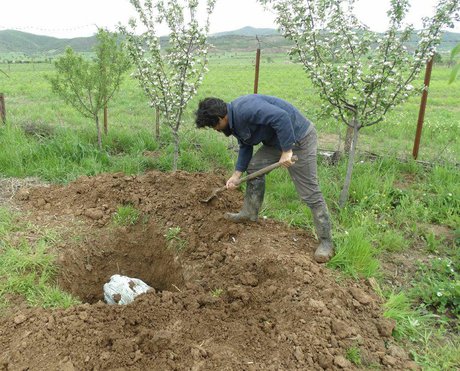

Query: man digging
[[195, 94, 334, 263]]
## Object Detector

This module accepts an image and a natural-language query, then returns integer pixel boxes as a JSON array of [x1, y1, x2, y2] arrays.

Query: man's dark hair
[[195, 97, 227, 128]]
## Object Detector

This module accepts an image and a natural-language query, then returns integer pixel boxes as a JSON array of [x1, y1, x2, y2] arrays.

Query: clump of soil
[[0, 171, 417, 370]]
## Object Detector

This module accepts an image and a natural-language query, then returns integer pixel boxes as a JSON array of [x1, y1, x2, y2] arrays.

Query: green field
[[1, 53, 459, 369], [1, 53, 459, 164]]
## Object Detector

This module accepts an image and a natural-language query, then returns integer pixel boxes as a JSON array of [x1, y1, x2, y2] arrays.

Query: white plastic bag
[[103, 274, 152, 305]]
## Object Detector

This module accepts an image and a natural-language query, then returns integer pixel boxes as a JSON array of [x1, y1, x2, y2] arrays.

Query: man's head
[[195, 97, 229, 133]]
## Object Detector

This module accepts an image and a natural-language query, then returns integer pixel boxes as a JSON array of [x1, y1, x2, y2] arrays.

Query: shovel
[[201, 155, 298, 203]]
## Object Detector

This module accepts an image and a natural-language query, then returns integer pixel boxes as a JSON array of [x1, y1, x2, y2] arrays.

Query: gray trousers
[[247, 125, 326, 209]]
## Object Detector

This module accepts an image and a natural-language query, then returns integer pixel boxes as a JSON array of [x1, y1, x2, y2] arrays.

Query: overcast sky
[[1, 0, 459, 38]]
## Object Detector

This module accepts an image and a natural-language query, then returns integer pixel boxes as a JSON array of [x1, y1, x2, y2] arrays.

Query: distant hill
[[0, 30, 97, 56], [1, 27, 459, 58], [211, 26, 278, 37]]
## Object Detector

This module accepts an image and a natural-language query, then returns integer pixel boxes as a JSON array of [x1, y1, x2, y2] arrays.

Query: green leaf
[[448, 63, 460, 84], [450, 43, 460, 59]]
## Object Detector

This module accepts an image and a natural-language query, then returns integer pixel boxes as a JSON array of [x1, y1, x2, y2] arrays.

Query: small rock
[[309, 299, 326, 311], [382, 355, 397, 366], [294, 346, 305, 363], [14, 314, 27, 325], [317, 353, 333, 369], [84, 208, 104, 220], [191, 346, 208, 360], [388, 344, 408, 360], [133, 350, 143, 363], [227, 286, 250, 303], [349, 287, 372, 305], [334, 355, 352, 369], [60, 360, 76, 371], [46, 316, 55, 330], [16, 189, 30, 201], [100, 351, 111, 361], [331, 319, 354, 339], [78, 311, 89, 321], [376, 318, 396, 337], [112, 293, 122, 304], [355, 334, 364, 345], [239, 272, 259, 287], [266, 285, 277, 296], [196, 295, 218, 307], [36, 198, 47, 207]]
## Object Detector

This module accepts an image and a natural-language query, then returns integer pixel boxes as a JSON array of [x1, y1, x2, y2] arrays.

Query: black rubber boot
[[311, 203, 334, 263], [225, 177, 265, 223]]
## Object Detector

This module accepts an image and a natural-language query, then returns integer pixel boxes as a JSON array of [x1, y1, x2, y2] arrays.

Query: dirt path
[[0, 171, 416, 370]]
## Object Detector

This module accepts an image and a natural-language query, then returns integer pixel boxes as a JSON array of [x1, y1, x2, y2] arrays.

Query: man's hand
[[279, 150, 294, 168], [226, 171, 242, 189]]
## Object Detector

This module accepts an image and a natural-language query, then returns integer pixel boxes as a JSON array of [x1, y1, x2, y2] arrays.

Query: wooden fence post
[[0, 93, 6, 124], [412, 57, 434, 160], [254, 37, 261, 94]]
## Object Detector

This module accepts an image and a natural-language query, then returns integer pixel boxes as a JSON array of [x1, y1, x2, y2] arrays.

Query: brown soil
[[0, 171, 417, 370]]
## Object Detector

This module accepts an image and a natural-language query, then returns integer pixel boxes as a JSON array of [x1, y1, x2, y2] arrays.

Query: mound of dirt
[[0, 171, 416, 370]]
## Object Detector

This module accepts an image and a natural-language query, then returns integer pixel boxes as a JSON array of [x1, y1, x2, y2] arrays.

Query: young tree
[[259, 0, 459, 207], [119, 0, 216, 171], [48, 29, 130, 150]]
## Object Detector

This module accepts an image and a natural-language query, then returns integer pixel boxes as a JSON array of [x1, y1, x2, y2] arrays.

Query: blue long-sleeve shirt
[[226, 94, 311, 172]]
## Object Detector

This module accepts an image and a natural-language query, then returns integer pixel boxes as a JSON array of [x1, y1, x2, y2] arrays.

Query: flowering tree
[[259, 0, 459, 207], [119, 0, 216, 171]]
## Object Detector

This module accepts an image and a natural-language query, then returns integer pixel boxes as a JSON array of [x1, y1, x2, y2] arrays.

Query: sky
[[1, 0, 459, 39]]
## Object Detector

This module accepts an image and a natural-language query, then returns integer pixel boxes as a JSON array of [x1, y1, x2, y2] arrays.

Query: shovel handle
[[235, 155, 298, 186]]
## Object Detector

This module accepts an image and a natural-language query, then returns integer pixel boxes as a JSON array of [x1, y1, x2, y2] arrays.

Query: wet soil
[[0, 171, 417, 370]]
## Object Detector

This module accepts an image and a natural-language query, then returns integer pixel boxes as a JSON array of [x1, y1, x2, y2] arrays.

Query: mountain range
[[0, 26, 459, 58]]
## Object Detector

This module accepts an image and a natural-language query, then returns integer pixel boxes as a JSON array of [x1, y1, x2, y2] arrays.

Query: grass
[[211, 288, 224, 298], [112, 205, 141, 226], [384, 292, 438, 342], [345, 346, 362, 366], [0, 207, 80, 309], [383, 291, 460, 370], [410, 257, 460, 318], [328, 227, 380, 278], [0, 54, 459, 367], [165, 226, 187, 252]]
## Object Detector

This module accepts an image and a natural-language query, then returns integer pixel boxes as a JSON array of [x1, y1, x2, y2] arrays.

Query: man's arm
[[235, 143, 253, 173], [227, 143, 253, 189]]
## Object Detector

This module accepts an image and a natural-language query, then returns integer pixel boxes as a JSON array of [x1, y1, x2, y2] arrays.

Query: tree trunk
[[104, 105, 108, 135], [344, 125, 354, 154], [155, 107, 160, 141], [339, 118, 360, 208], [95, 115, 102, 150], [172, 129, 179, 172]]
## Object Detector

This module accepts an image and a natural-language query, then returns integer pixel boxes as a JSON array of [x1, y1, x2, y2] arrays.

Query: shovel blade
[[201, 186, 225, 203]]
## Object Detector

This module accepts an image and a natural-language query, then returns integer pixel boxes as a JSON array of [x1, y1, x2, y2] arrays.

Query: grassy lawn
[[0, 54, 459, 369]]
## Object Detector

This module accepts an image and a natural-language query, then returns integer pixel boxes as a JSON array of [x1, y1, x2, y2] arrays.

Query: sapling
[[48, 29, 130, 150]]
